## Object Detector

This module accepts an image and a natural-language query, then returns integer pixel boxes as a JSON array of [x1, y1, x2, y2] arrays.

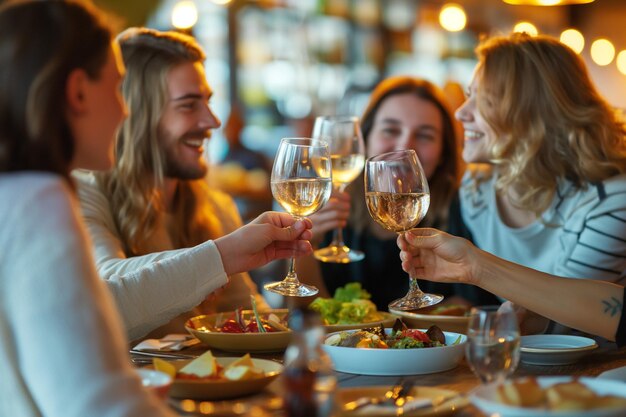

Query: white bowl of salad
[[323, 321, 466, 375]]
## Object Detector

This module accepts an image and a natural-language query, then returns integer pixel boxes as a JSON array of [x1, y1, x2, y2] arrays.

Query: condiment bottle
[[283, 308, 336, 417]]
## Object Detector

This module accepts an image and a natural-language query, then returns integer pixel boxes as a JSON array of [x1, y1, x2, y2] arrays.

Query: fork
[[342, 378, 415, 412]]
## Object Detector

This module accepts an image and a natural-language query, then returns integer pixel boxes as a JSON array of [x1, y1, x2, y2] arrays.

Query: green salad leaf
[[309, 283, 381, 325]]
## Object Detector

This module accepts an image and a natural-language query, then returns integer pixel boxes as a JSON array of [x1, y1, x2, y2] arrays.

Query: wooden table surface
[[132, 337, 626, 416]]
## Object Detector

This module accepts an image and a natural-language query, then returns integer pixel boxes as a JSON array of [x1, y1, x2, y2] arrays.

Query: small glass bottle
[[283, 308, 337, 417]]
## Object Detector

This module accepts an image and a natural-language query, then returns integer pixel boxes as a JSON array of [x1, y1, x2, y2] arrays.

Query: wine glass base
[[388, 293, 443, 311], [264, 281, 319, 297], [313, 245, 365, 263]]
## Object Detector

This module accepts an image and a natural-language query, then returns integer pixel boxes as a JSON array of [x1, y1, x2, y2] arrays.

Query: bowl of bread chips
[[471, 376, 626, 417]]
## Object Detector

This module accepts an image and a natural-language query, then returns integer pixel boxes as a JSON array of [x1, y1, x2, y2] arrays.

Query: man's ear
[[66, 68, 88, 115]]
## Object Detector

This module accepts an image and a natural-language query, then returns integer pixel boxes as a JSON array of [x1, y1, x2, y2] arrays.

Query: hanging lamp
[[502, 0, 594, 5]]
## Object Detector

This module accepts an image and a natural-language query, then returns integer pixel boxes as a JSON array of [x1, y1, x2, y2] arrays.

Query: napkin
[[133, 333, 200, 352]]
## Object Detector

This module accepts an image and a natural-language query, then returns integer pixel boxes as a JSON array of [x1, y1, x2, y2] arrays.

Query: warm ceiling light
[[513, 21, 538, 36], [590, 39, 615, 66], [171, 1, 197, 30], [560, 29, 585, 54], [439, 4, 467, 32], [617, 51, 626, 76], [502, 0, 594, 5]]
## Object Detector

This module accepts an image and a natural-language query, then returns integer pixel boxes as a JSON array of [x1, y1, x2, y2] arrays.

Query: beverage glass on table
[[364, 149, 443, 310], [265, 138, 332, 297], [312, 116, 366, 263], [466, 305, 521, 384]]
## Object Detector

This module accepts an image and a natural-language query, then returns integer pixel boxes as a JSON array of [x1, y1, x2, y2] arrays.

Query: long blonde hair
[[476, 33, 626, 214], [97, 28, 212, 255]]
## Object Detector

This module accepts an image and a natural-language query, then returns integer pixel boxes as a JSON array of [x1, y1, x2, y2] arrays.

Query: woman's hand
[[397, 228, 480, 286], [215, 212, 313, 275], [307, 189, 351, 247]]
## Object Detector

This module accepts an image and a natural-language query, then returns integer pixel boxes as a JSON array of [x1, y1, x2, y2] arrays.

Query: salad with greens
[[308, 283, 384, 325]]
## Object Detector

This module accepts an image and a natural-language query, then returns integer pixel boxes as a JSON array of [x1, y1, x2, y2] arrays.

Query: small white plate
[[470, 376, 626, 417], [520, 335, 597, 365], [598, 365, 626, 382]]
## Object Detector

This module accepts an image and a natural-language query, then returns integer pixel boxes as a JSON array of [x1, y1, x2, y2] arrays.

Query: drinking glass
[[265, 138, 332, 297], [466, 305, 521, 384], [312, 116, 366, 263], [364, 149, 443, 310]]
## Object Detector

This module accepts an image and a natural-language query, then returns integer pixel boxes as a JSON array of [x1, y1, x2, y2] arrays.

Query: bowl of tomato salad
[[322, 320, 467, 375], [185, 308, 292, 353]]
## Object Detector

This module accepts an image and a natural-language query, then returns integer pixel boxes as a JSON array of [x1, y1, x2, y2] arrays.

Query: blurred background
[[94, 0, 626, 162], [90, 0, 626, 304]]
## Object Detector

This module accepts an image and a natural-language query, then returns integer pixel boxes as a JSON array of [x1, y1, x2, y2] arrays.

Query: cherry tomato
[[245, 321, 273, 333], [402, 329, 431, 343], [219, 319, 244, 333]]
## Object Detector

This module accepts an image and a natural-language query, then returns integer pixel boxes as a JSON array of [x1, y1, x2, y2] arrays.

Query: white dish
[[598, 365, 626, 382], [336, 385, 467, 416], [470, 376, 626, 417], [323, 329, 466, 376], [520, 335, 597, 365], [388, 308, 469, 334]]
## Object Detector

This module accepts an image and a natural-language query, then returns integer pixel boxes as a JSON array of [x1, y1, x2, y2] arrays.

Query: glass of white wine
[[364, 149, 443, 310], [312, 116, 366, 263], [466, 305, 521, 384], [265, 138, 333, 297]]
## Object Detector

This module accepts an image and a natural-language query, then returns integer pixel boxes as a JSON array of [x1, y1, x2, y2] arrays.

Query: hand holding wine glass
[[364, 149, 443, 310], [265, 138, 332, 297], [312, 116, 365, 263], [466, 305, 521, 384]]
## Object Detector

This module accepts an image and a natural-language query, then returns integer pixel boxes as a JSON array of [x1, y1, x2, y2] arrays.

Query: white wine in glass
[[312, 116, 365, 263], [266, 138, 332, 297], [364, 149, 443, 310]]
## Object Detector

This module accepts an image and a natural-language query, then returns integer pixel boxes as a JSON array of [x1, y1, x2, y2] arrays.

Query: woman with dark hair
[[0, 1, 313, 415], [302, 77, 499, 309]]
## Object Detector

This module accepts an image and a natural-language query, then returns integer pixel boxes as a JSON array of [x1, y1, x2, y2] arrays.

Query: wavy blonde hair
[[97, 28, 213, 255], [351, 76, 461, 232], [475, 33, 626, 215]]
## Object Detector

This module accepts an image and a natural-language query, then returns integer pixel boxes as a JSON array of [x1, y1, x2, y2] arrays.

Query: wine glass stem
[[284, 257, 300, 287], [406, 276, 425, 298], [329, 183, 347, 247]]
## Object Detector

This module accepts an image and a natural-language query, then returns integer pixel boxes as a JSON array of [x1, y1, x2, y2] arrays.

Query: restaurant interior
[[4, 0, 626, 416]]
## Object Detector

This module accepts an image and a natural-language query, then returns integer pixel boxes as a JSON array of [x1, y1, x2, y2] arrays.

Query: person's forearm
[[474, 249, 623, 341]]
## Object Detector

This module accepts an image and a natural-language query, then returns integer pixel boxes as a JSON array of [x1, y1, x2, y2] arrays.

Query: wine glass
[[265, 138, 332, 297], [364, 149, 443, 310], [466, 305, 521, 384], [312, 116, 366, 263]]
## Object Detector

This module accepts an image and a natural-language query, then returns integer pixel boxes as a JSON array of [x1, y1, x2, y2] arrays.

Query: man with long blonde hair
[[75, 28, 268, 340]]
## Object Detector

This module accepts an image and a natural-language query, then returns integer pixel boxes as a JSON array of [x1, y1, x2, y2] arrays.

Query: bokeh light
[[171, 1, 198, 30], [560, 29, 585, 54], [439, 4, 467, 32], [590, 38, 615, 66], [513, 21, 538, 36]]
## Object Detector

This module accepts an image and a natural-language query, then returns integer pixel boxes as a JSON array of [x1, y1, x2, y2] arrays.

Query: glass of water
[[466, 305, 520, 384]]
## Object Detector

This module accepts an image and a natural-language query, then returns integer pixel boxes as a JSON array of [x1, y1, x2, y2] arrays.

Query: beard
[[161, 129, 210, 180]]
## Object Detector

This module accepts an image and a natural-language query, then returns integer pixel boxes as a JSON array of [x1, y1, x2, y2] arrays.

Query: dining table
[[131, 334, 626, 417]]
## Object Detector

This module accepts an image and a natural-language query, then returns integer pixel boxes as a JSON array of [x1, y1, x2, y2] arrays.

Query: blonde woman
[[457, 33, 626, 317], [74, 29, 270, 340]]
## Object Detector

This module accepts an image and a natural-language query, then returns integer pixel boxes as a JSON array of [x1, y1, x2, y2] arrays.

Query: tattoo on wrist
[[602, 297, 623, 317]]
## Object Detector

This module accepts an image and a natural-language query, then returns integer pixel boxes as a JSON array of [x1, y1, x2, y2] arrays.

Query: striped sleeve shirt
[[460, 171, 626, 285]]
